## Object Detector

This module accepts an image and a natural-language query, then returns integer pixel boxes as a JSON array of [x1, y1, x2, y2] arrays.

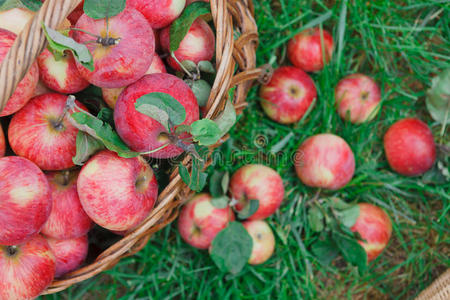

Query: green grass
[[42, 0, 449, 299]]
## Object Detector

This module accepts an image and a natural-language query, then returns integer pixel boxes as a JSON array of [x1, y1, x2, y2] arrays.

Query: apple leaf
[[198, 61, 216, 74], [73, 131, 105, 166], [179, 161, 208, 192], [210, 222, 253, 274], [42, 23, 94, 71], [186, 79, 211, 107], [332, 232, 368, 275], [191, 119, 222, 146], [83, 0, 126, 20], [181, 60, 197, 73], [169, 1, 211, 52], [426, 68, 450, 135], [308, 206, 324, 232], [97, 107, 114, 126], [211, 195, 230, 209], [237, 199, 259, 220], [70, 111, 139, 158], [311, 237, 339, 266], [337, 205, 360, 228], [209, 170, 229, 197], [20, 0, 41, 11], [135, 92, 187, 132], [214, 100, 237, 136]]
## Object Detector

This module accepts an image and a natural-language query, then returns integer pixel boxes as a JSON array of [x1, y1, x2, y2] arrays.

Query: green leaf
[[308, 206, 324, 232], [213, 100, 237, 136], [97, 107, 114, 126], [191, 119, 222, 146], [70, 111, 139, 158], [198, 61, 216, 74], [338, 205, 360, 228], [178, 164, 191, 186], [175, 124, 191, 135], [209, 170, 229, 197], [72, 131, 105, 166], [327, 197, 352, 210], [311, 238, 339, 266], [169, 1, 211, 52], [210, 222, 253, 274], [426, 68, 450, 134], [211, 195, 229, 209], [83, 0, 126, 19], [42, 23, 94, 71], [186, 79, 211, 107], [237, 199, 259, 220], [0, 0, 24, 10], [20, 0, 41, 11], [181, 60, 197, 73], [333, 232, 368, 275], [178, 160, 207, 192], [135, 92, 186, 132]]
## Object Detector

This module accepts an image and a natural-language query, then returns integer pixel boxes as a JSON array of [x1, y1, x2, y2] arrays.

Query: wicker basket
[[0, 0, 262, 294]]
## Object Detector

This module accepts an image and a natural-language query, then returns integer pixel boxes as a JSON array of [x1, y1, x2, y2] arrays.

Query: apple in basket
[[127, 0, 187, 29], [0, 235, 56, 300], [46, 235, 89, 278]]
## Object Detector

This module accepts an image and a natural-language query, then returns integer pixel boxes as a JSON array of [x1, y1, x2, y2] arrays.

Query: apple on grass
[[77, 150, 158, 232], [127, 0, 186, 29], [287, 27, 334, 73], [229, 164, 285, 220], [41, 171, 92, 240], [37, 48, 89, 94], [114, 73, 199, 159], [73, 7, 155, 88], [259, 66, 317, 124], [178, 193, 235, 249], [8, 93, 87, 171], [46, 235, 88, 278], [383, 118, 436, 176], [335, 74, 381, 123], [0, 156, 51, 246], [160, 18, 215, 71], [0, 124, 5, 157], [0, 28, 39, 117], [242, 220, 275, 265], [295, 134, 355, 190], [0, 235, 55, 300], [351, 203, 392, 261], [102, 55, 167, 109]]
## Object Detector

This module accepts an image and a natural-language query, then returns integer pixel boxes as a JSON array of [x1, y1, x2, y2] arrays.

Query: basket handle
[[0, 0, 82, 113]]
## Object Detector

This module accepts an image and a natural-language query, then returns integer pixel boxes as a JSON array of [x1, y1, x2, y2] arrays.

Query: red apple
[[114, 73, 199, 159], [0, 124, 5, 158], [260, 66, 317, 124], [0, 28, 39, 117], [242, 220, 275, 265], [77, 150, 158, 231], [41, 171, 92, 240], [351, 203, 392, 261], [383, 118, 436, 176], [37, 48, 89, 94], [0, 156, 51, 245], [102, 55, 167, 109], [335, 74, 381, 123], [0, 235, 55, 300], [178, 193, 235, 249], [73, 7, 155, 88], [288, 27, 333, 72], [229, 164, 285, 220], [295, 134, 355, 190], [8, 93, 87, 171], [160, 18, 215, 71], [34, 79, 54, 97], [128, 0, 186, 29], [46, 235, 88, 277]]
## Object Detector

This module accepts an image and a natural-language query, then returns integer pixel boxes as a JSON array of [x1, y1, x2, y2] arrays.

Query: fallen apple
[[242, 220, 275, 265], [383, 118, 436, 176], [178, 193, 235, 249], [295, 133, 355, 190]]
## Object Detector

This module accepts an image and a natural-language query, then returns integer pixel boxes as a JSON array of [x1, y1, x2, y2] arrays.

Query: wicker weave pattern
[[0, 0, 260, 294], [416, 269, 450, 300]]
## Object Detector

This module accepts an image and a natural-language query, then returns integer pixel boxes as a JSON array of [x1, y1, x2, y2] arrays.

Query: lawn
[[41, 0, 449, 299]]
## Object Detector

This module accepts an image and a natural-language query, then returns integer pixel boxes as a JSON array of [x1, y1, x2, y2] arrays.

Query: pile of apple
[[176, 26, 438, 273], [0, 0, 219, 298]]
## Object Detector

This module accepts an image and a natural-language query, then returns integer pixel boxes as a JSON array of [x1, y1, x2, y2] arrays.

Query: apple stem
[[62, 170, 70, 186], [171, 52, 194, 78], [53, 103, 71, 130], [6, 246, 18, 257], [139, 142, 171, 155]]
